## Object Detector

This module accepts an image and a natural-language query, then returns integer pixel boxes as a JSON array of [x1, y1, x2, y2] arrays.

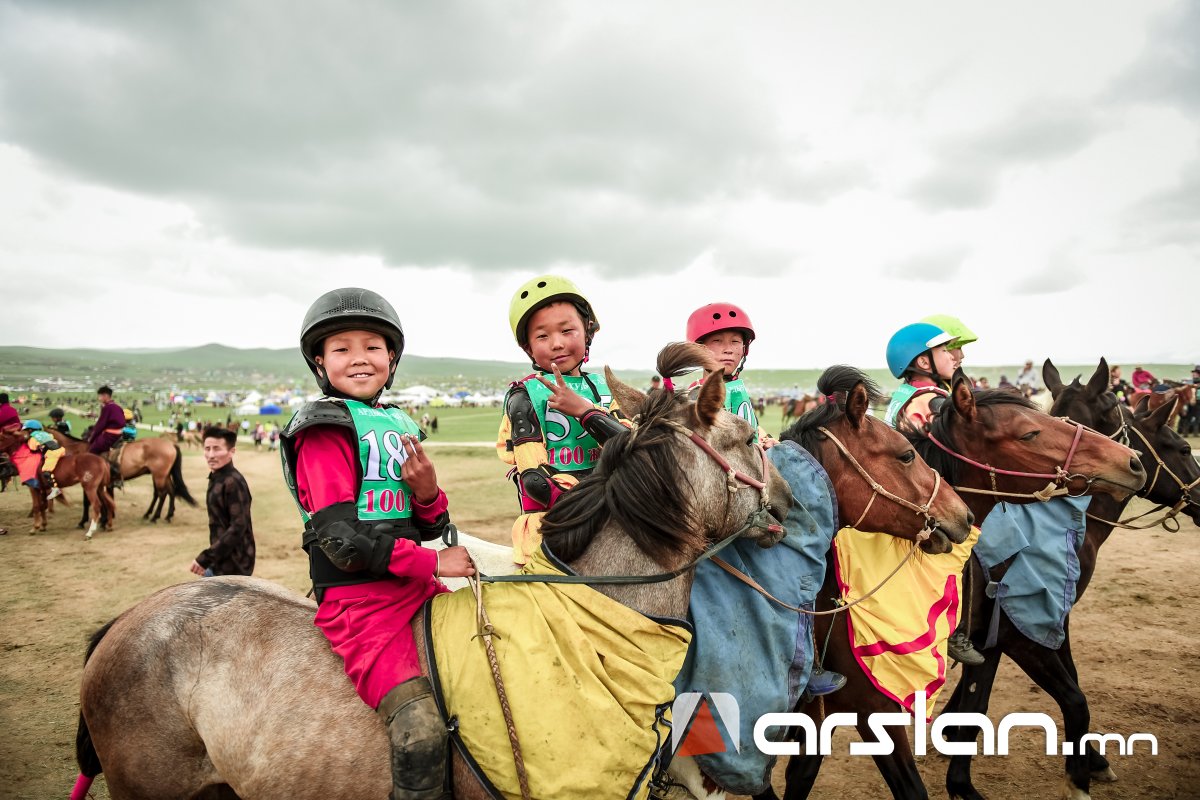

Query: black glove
[[311, 502, 395, 577]]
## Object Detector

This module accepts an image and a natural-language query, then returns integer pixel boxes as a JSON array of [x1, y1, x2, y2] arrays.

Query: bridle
[[924, 415, 1106, 502], [816, 425, 939, 542], [1088, 406, 1200, 532]]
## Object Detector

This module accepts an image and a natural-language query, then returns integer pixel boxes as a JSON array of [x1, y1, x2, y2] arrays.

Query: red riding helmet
[[687, 302, 756, 355]]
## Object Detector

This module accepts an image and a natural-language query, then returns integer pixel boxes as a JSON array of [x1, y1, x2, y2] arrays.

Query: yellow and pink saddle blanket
[[832, 526, 980, 716], [424, 546, 692, 799]]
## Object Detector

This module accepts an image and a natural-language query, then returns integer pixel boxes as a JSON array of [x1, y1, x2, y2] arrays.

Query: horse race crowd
[[4, 274, 1199, 800]]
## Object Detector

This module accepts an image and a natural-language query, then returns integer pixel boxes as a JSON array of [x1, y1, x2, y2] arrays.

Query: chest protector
[[281, 398, 424, 590], [520, 372, 612, 473], [884, 384, 947, 428]]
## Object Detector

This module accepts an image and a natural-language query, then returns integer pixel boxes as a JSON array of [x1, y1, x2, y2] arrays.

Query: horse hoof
[[1061, 778, 1090, 800], [1091, 767, 1117, 783]]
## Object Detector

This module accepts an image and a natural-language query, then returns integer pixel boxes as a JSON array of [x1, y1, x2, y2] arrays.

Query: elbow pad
[[580, 408, 626, 444], [505, 388, 543, 447], [310, 502, 395, 577], [517, 466, 566, 511]]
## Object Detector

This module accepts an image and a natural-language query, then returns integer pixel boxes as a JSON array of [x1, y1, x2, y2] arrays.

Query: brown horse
[[50, 430, 196, 523], [0, 430, 115, 537], [760, 373, 1146, 800], [680, 366, 974, 799], [73, 343, 792, 800]]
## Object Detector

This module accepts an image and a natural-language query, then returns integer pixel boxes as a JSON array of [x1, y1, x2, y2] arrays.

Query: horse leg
[[1004, 637, 1094, 800], [1056, 620, 1115, 784], [143, 485, 160, 521], [84, 485, 100, 540], [79, 491, 91, 529], [943, 648, 1004, 800], [166, 483, 177, 522]]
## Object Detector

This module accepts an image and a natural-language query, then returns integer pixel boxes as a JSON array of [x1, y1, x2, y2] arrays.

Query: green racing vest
[[724, 377, 759, 433], [521, 371, 612, 473]]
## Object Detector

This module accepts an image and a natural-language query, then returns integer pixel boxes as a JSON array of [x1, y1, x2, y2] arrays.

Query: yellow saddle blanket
[[832, 526, 980, 717], [428, 548, 692, 799]]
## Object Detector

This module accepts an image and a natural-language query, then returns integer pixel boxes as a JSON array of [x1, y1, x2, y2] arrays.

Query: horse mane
[[910, 388, 1037, 485], [779, 365, 884, 455], [540, 343, 717, 567]]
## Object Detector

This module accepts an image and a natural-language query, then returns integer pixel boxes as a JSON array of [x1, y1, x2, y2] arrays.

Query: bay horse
[[73, 343, 792, 800], [0, 429, 115, 537], [760, 372, 1146, 800], [781, 394, 823, 430], [50, 429, 196, 523], [944, 357, 1200, 797]]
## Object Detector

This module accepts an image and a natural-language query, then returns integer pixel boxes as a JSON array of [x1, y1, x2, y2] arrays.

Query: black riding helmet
[[300, 288, 405, 400]]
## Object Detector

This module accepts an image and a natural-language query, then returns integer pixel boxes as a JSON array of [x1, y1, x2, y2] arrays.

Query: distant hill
[[0, 344, 535, 391]]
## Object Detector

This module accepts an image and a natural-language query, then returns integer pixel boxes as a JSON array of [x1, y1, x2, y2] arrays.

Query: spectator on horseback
[[21, 420, 64, 500], [884, 320, 984, 666], [0, 393, 19, 432], [87, 386, 126, 488], [686, 301, 777, 447], [497, 275, 630, 567], [48, 407, 71, 435], [1015, 359, 1039, 397], [1132, 365, 1157, 391], [1110, 365, 1133, 405], [280, 287, 472, 800], [189, 426, 254, 578]]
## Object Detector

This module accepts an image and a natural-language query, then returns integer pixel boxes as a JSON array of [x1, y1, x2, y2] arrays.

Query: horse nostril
[[1130, 457, 1145, 475], [965, 510, 975, 527]]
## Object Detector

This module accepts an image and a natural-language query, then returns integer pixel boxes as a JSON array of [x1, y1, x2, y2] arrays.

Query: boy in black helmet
[[280, 287, 473, 800]]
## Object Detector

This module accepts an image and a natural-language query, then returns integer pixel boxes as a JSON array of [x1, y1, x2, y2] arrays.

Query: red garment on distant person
[[1131, 369, 1156, 390], [294, 425, 449, 709], [0, 402, 19, 432]]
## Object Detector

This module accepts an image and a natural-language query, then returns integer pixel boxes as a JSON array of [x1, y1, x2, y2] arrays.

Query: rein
[[713, 425, 948, 618], [924, 419, 1099, 502]]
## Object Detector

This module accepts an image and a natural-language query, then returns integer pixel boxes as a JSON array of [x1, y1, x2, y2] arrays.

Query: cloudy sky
[[0, 0, 1196, 371]]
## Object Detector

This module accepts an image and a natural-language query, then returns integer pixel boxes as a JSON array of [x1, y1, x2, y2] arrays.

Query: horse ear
[[847, 381, 869, 428], [1132, 393, 1151, 415], [1145, 390, 1176, 429], [951, 371, 976, 423], [692, 372, 725, 429], [604, 366, 647, 417], [1085, 358, 1109, 398], [1043, 359, 1064, 398]]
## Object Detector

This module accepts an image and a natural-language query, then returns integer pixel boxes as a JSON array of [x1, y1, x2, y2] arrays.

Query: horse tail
[[170, 445, 197, 506], [75, 618, 118, 787]]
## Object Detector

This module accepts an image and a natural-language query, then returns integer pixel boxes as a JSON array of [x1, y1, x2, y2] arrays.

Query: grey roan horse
[[74, 343, 791, 800]]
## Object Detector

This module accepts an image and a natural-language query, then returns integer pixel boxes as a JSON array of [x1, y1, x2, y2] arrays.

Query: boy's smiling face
[[315, 329, 395, 399], [524, 302, 586, 375]]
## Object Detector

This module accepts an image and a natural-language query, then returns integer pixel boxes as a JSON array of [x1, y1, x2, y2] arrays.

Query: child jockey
[[49, 408, 71, 435], [497, 275, 629, 567], [685, 302, 776, 446], [884, 320, 983, 666], [22, 420, 64, 500], [121, 408, 138, 442], [280, 287, 474, 800], [685, 302, 844, 697]]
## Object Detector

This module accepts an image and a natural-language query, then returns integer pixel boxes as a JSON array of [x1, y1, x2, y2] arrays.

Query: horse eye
[[1020, 431, 1040, 442], [746, 434, 757, 446], [899, 450, 915, 464]]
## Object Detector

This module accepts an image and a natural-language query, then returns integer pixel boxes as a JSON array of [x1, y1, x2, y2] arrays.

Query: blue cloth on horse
[[674, 440, 838, 795], [974, 497, 1090, 650]]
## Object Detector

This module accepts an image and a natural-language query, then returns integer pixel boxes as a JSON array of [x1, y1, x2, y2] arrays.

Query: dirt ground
[[0, 443, 1197, 799]]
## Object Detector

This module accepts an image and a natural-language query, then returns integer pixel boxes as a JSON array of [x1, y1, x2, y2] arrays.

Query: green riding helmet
[[508, 275, 600, 347], [921, 314, 977, 350], [299, 287, 405, 396]]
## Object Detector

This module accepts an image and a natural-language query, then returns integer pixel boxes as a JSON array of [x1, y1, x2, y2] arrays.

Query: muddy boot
[[377, 677, 449, 800], [44, 474, 61, 501], [109, 463, 123, 490], [948, 631, 985, 666]]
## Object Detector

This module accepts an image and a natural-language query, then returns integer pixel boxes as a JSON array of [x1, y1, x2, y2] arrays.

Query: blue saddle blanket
[[673, 441, 839, 795], [974, 497, 1089, 649]]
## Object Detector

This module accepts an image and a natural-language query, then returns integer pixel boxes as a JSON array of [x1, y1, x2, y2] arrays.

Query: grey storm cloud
[[909, 100, 1103, 210], [1008, 246, 1083, 295], [0, 0, 862, 276], [1106, 0, 1200, 114], [1125, 158, 1200, 250]]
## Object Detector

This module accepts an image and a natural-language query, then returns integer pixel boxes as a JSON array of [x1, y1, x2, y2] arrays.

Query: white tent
[[235, 403, 259, 415]]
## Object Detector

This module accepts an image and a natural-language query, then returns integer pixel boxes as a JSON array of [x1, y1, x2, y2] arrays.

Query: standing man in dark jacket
[[189, 426, 255, 577]]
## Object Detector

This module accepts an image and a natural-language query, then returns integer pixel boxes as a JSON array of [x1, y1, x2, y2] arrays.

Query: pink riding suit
[[294, 426, 449, 709]]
